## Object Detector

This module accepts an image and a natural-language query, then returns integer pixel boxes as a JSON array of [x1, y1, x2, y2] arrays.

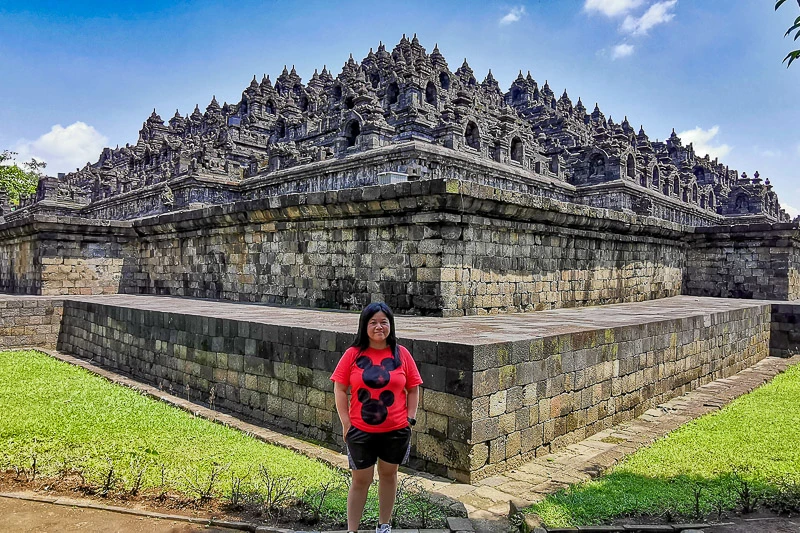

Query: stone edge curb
[[520, 511, 736, 532]]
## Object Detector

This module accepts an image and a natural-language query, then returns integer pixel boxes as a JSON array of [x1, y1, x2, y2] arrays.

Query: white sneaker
[[376, 523, 392, 533]]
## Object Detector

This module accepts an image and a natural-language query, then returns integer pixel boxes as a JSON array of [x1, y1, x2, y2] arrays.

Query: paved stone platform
[[55, 293, 772, 343]]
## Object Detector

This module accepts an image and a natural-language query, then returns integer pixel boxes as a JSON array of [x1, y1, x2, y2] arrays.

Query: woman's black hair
[[351, 302, 397, 354]]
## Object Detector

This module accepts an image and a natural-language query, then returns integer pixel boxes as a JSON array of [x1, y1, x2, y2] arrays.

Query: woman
[[331, 302, 422, 533]]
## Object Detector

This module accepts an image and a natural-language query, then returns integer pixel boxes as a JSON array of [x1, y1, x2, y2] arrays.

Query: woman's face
[[367, 311, 391, 346]]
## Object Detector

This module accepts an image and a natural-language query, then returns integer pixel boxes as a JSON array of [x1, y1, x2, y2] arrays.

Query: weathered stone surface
[[5, 38, 785, 230], [10, 293, 784, 482]]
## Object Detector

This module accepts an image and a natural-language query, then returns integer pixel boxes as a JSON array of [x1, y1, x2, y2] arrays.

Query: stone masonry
[[0, 295, 63, 350], [684, 222, 800, 300], [46, 294, 777, 482], [0, 216, 136, 296], [3, 179, 797, 315]]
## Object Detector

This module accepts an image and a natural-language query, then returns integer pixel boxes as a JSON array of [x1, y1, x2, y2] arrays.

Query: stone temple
[[1, 36, 799, 482]]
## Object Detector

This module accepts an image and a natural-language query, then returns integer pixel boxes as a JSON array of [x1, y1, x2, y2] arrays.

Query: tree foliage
[[776, 0, 800, 67], [0, 150, 45, 205]]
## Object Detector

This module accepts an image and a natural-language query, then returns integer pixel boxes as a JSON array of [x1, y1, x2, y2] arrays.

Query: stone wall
[[125, 179, 687, 316], [55, 298, 472, 479], [442, 213, 682, 314], [770, 303, 800, 358], [0, 232, 39, 294], [577, 180, 721, 227], [0, 296, 63, 350], [3, 179, 798, 315], [684, 223, 800, 301], [0, 215, 138, 296], [52, 294, 773, 482], [467, 301, 771, 480]]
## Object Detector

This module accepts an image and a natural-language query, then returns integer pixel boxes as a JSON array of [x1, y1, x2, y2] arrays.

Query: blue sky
[[2, 1, 799, 215]]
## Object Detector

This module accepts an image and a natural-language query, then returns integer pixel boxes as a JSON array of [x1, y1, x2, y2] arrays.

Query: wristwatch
[[407, 417, 417, 426]]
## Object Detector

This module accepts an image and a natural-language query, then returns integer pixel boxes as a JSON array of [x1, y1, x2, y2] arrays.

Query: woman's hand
[[333, 381, 351, 442]]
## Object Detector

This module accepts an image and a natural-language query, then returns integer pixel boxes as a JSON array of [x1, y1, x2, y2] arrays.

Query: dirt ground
[[704, 512, 800, 532], [0, 497, 242, 533]]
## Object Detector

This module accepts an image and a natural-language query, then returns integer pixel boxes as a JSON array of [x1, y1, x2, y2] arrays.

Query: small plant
[[730, 467, 760, 514], [228, 471, 250, 508], [391, 477, 448, 529], [184, 462, 228, 502], [303, 474, 346, 524], [256, 464, 296, 515], [99, 457, 117, 496], [687, 479, 705, 519], [28, 452, 38, 481], [57, 454, 86, 486], [127, 456, 147, 496], [766, 473, 800, 515], [708, 485, 728, 521]]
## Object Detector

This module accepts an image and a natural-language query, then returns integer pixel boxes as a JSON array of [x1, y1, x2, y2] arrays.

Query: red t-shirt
[[331, 344, 423, 433]]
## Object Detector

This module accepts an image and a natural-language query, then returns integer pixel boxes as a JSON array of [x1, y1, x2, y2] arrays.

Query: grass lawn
[[0, 349, 340, 505], [528, 362, 800, 527]]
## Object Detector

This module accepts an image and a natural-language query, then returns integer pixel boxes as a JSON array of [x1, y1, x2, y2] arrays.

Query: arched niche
[[386, 82, 399, 106], [439, 71, 450, 90], [510, 137, 523, 163], [425, 81, 437, 105], [344, 120, 360, 148], [465, 121, 480, 150]]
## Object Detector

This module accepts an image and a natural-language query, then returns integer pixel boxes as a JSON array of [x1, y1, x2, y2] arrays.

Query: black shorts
[[345, 426, 412, 470]]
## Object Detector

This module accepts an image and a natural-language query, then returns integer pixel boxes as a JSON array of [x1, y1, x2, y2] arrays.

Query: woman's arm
[[406, 385, 419, 421], [334, 381, 351, 441]]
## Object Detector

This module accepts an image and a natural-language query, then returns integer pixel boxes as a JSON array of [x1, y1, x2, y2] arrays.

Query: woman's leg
[[376, 459, 399, 525], [348, 465, 374, 531]]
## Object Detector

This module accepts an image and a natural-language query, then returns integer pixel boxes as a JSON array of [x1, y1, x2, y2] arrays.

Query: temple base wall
[[2, 180, 799, 313], [0, 295, 63, 350], [465, 301, 771, 480], [1, 295, 796, 481], [41, 295, 783, 482], [684, 224, 800, 300]]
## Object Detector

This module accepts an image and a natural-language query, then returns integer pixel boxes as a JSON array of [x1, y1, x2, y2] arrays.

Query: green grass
[[0, 349, 339, 501], [528, 362, 800, 527]]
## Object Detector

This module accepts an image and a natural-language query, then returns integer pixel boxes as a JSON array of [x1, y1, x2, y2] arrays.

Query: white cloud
[[621, 0, 677, 36], [678, 125, 731, 160], [784, 204, 798, 219], [584, 0, 644, 17], [499, 6, 526, 25], [13, 122, 108, 175], [612, 43, 635, 59]]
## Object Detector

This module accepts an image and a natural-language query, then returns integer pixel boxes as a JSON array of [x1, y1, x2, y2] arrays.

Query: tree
[[776, 0, 800, 67], [0, 150, 45, 205]]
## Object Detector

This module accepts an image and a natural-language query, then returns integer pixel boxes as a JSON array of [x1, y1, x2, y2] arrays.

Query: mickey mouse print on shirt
[[331, 345, 423, 432], [355, 352, 401, 425]]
